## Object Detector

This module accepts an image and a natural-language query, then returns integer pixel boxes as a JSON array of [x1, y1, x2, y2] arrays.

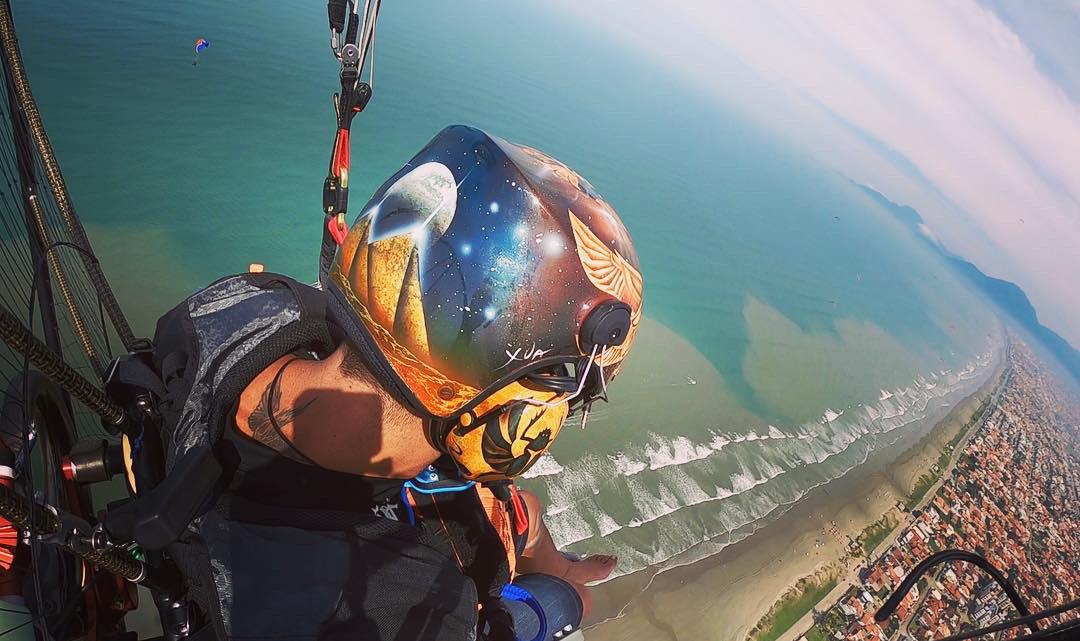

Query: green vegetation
[[906, 472, 938, 510], [936, 449, 951, 473], [859, 514, 897, 556], [814, 604, 852, 640], [751, 572, 840, 641], [883, 617, 901, 638], [905, 396, 987, 510], [948, 423, 969, 450], [967, 395, 991, 427], [796, 384, 1003, 641], [940, 400, 982, 461]]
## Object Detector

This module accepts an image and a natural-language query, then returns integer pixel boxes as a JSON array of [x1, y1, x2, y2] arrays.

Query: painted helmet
[[326, 125, 643, 480]]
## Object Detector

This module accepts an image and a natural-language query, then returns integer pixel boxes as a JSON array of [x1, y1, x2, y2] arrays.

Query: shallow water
[[13, 0, 1000, 582]]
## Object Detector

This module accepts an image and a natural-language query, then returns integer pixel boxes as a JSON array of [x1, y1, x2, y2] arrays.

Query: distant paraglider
[[193, 38, 209, 66]]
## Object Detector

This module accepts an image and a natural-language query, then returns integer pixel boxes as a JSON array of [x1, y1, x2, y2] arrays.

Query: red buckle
[[327, 214, 349, 246], [509, 485, 529, 537]]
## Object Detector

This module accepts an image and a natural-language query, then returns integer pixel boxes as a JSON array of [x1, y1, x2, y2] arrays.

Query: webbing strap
[[160, 351, 187, 386], [319, 0, 378, 283], [108, 356, 166, 398], [218, 494, 385, 531], [318, 227, 337, 284], [344, 2, 360, 46], [327, 0, 348, 33]]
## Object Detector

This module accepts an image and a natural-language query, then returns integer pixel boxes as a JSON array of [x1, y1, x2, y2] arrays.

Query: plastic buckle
[[500, 583, 548, 641], [327, 213, 348, 246], [509, 485, 529, 536], [416, 465, 440, 484], [399, 473, 477, 527], [322, 175, 339, 215]]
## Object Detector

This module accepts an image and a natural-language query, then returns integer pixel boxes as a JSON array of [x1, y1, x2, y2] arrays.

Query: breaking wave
[[522, 453, 564, 479], [524, 345, 1000, 578]]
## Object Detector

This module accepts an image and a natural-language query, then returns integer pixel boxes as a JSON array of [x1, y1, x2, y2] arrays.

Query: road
[[773, 364, 1010, 641]]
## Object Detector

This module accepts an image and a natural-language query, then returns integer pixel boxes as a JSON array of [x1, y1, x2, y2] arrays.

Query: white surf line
[[600, 358, 983, 480], [583, 471, 844, 631], [548, 401, 933, 544], [544, 359, 994, 548], [558, 369, 988, 555], [580, 382, 969, 622], [551, 422, 875, 547], [582, 356, 1001, 608], [586, 386, 975, 618]]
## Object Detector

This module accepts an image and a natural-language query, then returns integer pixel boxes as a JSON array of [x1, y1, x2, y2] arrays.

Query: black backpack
[[106, 272, 334, 545], [105, 272, 520, 640]]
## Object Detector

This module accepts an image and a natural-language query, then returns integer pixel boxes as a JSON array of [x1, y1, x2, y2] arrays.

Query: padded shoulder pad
[[157, 273, 334, 471]]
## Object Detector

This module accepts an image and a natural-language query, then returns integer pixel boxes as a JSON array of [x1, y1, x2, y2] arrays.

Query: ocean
[[14, 0, 1001, 588]]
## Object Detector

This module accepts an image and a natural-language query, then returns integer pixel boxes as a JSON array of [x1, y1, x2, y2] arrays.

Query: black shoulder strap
[[106, 353, 166, 400], [107, 274, 336, 550], [216, 493, 382, 531]]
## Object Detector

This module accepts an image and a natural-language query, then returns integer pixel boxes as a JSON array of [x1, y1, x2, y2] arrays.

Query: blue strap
[[500, 583, 547, 641], [399, 469, 476, 527]]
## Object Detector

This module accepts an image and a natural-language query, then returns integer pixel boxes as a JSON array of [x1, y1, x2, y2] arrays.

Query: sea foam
[[525, 346, 1002, 579], [522, 453, 564, 479]]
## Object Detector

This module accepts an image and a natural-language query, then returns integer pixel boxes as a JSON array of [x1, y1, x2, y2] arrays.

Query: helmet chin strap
[[424, 417, 454, 456], [522, 344, 601, 409], [426, 344, 605, 478]]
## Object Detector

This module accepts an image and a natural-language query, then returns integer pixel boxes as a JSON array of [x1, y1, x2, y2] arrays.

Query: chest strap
[[399, 466, 476, 527]]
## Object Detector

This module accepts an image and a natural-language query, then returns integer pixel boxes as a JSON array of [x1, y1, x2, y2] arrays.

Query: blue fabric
[[502, 574, 583, 641], [500, 583, 546, 641]]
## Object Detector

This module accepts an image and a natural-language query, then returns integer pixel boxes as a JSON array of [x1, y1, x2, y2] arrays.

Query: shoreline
[[584, 356, 1005, 641]]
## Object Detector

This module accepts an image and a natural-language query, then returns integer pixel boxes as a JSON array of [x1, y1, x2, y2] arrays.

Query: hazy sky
[[552, 1, 1080, 346]]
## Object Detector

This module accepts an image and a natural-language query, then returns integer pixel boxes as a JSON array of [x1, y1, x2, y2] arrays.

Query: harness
[[107, 272, 528, 640], [320, 0, 380, 280]]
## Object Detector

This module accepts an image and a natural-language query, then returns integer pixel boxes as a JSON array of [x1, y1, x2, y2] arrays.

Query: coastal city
[[799, 340, 1080, 641]]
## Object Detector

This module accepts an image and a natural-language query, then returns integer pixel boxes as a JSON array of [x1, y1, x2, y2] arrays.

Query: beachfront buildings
[[804, 340, 1080, 641]]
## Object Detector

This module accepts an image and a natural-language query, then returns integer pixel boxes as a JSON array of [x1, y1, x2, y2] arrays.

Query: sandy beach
[[584, 357, 1005, 641]]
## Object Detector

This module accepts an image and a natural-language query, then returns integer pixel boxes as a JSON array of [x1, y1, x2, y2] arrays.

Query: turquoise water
[[14, 0, 1000, 584]]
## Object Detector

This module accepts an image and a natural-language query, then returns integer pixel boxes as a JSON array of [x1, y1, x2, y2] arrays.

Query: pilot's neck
[[236, 348, 439, 478]]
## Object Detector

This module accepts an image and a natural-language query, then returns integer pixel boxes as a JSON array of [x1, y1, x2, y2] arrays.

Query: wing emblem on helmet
[[568, 210, 642, 368]]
